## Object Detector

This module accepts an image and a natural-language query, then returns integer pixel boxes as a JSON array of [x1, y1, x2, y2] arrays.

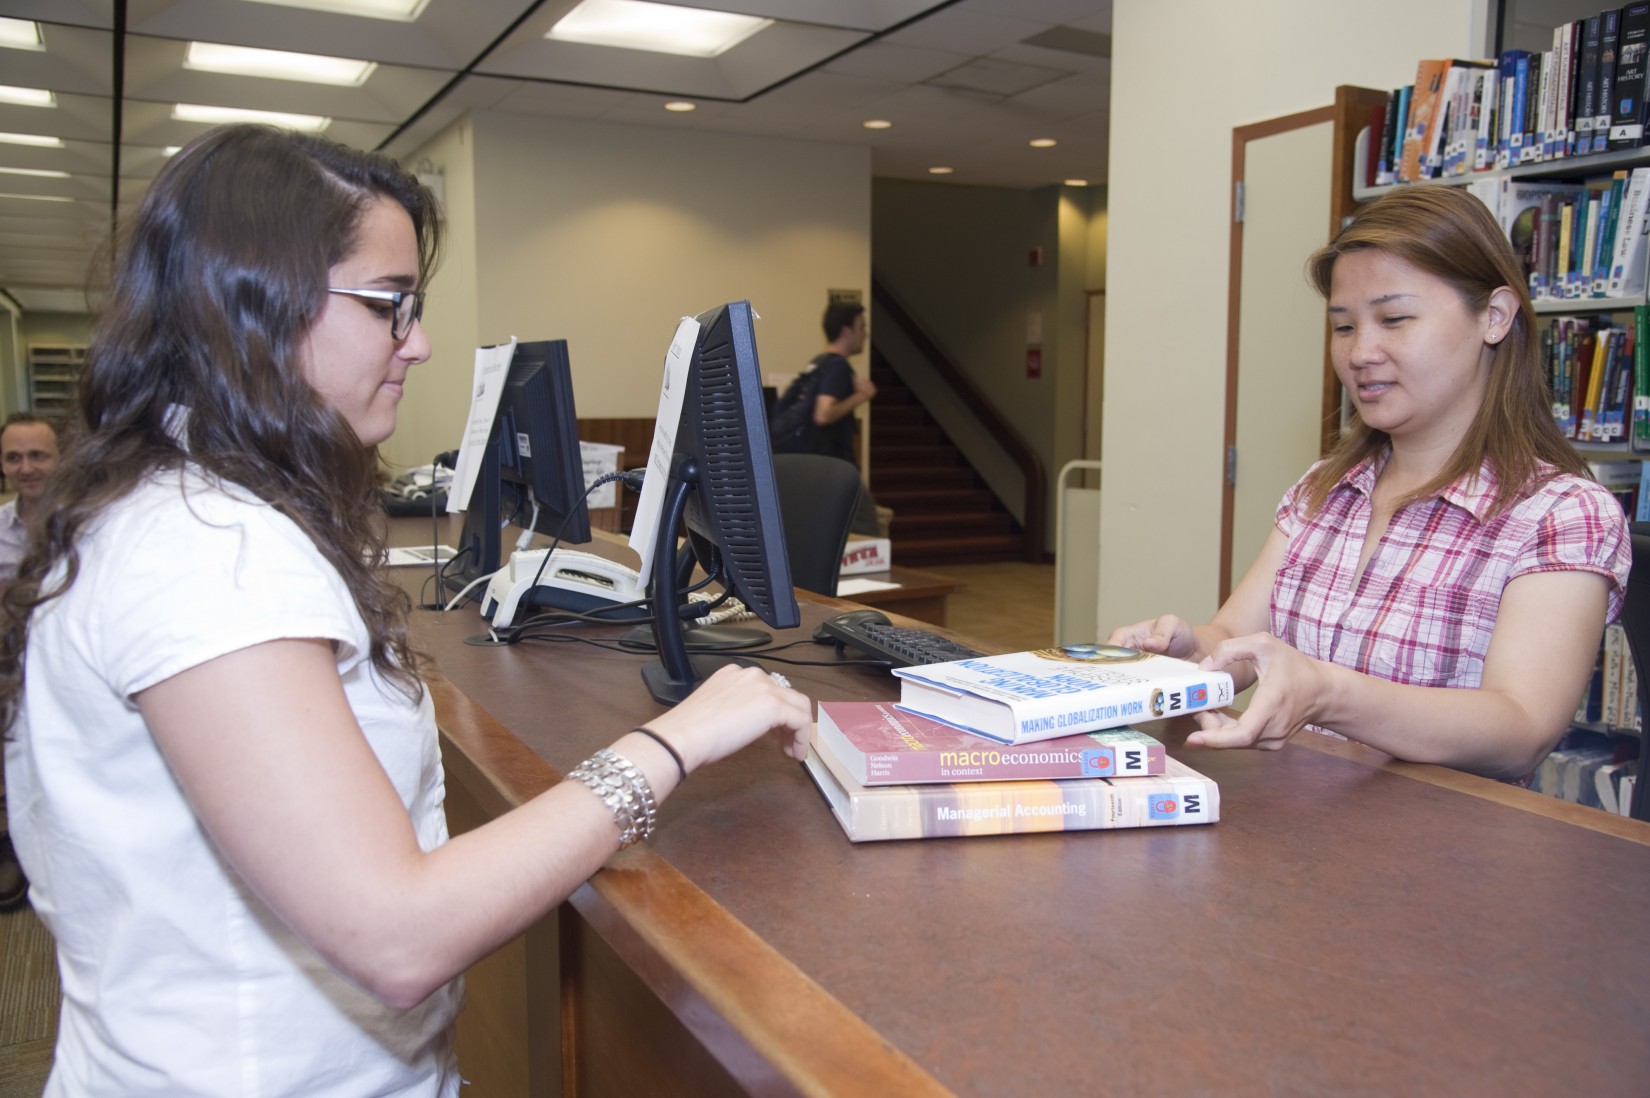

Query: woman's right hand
[[642, 663, 813, 774], [1107, 615, 1200, 661]]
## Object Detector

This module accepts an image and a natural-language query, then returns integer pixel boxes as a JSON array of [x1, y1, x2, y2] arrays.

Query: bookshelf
[[26, 342, 84, 418], [1330, 83, 1649, 818]]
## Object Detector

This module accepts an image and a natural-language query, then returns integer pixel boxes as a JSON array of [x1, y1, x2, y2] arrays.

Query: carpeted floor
[[0, 899, 57, 1097]]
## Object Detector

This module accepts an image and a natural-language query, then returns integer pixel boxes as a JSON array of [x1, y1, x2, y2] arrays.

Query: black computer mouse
[[812, 608, 893, 644]]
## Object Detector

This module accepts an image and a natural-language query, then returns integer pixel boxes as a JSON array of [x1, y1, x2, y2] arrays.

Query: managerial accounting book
[[803, 735, 1220, 843], [891, 644, 1235, 746], [817, 700, 1166, 785]]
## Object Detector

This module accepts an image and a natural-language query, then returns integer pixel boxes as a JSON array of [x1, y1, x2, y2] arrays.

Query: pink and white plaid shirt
[[1272, 453, 1630, 691]]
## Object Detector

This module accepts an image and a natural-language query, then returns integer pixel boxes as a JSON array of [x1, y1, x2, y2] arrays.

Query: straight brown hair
[[1298, 185, 1586, 518]]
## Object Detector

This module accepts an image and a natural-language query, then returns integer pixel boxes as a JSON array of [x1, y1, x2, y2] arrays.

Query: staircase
[[868, 354, 1025, 566]]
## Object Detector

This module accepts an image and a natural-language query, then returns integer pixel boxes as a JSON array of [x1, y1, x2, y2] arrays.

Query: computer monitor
[[639, 300, 800, 704], [445, 339, 591, 596]]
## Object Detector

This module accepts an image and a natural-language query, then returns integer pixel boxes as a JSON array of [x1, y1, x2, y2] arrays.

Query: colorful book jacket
[[803, 735, 1220, 843], [816, 700, 1167, 786], [891, 645, 1236, 746]]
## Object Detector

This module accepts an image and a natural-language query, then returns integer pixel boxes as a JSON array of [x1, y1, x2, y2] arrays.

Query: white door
[[1230, 121, 1333, 587]]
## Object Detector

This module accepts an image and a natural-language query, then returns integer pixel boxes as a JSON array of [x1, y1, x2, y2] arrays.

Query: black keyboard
[[820, 617, 984, 668]]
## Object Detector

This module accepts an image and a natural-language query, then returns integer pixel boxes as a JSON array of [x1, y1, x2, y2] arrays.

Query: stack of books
[[803, 647, 1234, 843]]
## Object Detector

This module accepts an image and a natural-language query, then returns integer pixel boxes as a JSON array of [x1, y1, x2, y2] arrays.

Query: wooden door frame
[[1222, 104, 1334, 601], [1221, 89, 1390, 599]]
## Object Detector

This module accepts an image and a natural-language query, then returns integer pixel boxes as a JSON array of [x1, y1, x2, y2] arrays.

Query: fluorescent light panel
[[0, 85, 55, 108], [0, 166, 69, 178], [0, 17, 43, 51], [548, 0, 771, 59], [0, 192, 72, 202], [185, 42, 377, 86], [172, 103, 331, 132], [236, 0, 430, 20], [0, 132, 63, 148]]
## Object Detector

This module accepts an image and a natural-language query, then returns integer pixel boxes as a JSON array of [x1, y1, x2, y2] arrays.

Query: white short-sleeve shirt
[[5, 467, 460, 1097]]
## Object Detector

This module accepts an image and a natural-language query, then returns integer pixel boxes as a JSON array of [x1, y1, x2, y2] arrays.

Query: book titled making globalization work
[[892, 645, 1235, 746]]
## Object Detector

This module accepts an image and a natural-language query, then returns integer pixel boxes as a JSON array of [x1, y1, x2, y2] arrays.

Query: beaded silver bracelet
[[567, 748, 658, 848]]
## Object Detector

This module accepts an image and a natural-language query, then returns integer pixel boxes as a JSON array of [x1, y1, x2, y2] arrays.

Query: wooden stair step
[[891, 511, 1017, 536], [890, 533, 1025, 566], [875, 424, 948, 446], [870, 465, 980, 491], [873, 487, 997, 513], [874, 444, 964, 466]]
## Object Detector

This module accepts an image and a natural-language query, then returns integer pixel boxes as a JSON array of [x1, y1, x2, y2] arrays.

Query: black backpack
[[768, 366, 823, 454]]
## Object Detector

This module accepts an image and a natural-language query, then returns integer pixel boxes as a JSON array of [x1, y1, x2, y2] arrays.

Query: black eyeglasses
[[327, 287, 425, 340]]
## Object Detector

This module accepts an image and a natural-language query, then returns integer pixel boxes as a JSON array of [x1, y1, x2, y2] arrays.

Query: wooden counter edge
[[423, 668, 951, 1097], [1290, 731, 1650, 846]]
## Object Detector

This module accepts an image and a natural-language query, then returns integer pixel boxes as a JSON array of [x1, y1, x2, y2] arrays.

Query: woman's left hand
[[1187, 632, 1331, 751]]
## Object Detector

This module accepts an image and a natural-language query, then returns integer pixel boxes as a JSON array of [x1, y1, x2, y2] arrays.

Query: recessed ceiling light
[[163, 146, 183, 156], [237, 0, 431, 20], [185, 42, 377, 86], [0, 85, 56, 109], [1029, 138, 1057, 148], [928, 166, 954, 175], [664, 101, 696, 112], [862, 119, 892, 130], [0, 131, 63, 148], [0, 17, 44, 51], [172, 103, 331, 132], [0, 166, 69, 178], [548, 0, 771, 59], [1064, 179, 1088, 187], [0, 192, 72, 203]]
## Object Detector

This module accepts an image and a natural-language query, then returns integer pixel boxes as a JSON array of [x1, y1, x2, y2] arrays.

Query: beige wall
[[385, 109, 870, 471], [871, 178, 1101, 545], [1099, 0, 1488, 632]]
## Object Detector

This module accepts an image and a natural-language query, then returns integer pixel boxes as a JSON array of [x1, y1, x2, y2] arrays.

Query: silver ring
[[770, 672, 791, 689]]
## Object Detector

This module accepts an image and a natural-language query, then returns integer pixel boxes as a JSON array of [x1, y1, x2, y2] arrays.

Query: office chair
[[772, 454, 863, 597], [1621, 523, 1650, 821]]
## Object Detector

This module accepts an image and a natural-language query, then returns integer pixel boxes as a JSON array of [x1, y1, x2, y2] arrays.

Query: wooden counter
[[406, 572, 1650, 1096]]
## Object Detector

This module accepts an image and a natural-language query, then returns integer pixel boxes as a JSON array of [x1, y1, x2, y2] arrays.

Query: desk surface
[[403, 563, 1650, 1096]]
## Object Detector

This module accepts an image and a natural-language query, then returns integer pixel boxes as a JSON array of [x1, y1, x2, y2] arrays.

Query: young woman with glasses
[[0, 124, 810, 1096]]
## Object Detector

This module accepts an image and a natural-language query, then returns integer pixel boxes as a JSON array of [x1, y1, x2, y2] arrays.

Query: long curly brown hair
[[0, 125, 443, 731]]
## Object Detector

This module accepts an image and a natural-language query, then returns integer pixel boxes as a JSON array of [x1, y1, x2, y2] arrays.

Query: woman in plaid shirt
[[1112, 186, 1629, 781]]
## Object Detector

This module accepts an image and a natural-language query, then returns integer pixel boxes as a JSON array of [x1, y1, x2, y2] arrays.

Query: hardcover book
[[891, 645, 1236, 746], [1609, 2, 1650, 148], [802, 735, 1221, 843], [816, 700, 1167, 786]]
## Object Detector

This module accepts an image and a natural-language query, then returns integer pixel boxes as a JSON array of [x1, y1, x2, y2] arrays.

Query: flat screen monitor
[[445, 339, 590, 596], [639, 300, 799, 704]]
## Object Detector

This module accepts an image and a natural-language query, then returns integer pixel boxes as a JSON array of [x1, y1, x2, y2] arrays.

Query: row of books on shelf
[[1530, 729, 1640, 815], [1544, 311, 1650, 443], [1577, 621, 1642, 734], [1484, 167, 1650, 301], [1372, 5, 1650, 186], [803, 649, 1233, 842]]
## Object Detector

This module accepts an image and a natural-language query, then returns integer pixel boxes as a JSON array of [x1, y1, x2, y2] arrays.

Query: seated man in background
[[0, 411, 59, 910], [0, 412, 61, 583]]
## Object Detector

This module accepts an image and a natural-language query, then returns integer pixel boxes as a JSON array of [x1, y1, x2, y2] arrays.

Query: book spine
[[1610, 2, 1650, 149], [1539, 49, 1556, 160], [804, 751, 1220, 843], [1579, 15, 1603, 154], [1377, 89, 1398, 184], [868, 740, 1167, 784], [1524, 52, 1544, 161], [1474, 69, 1494, 170], [1600, 9, 1622, 152], [1393, 85, 1413, 175], [1554, 24, 1573, 158], [1608, 168, 1650, 296], [1634, 304, 1650, 450]]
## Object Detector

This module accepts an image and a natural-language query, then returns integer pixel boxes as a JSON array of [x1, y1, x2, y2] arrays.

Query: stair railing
[[871, 276, 1046, 561]]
